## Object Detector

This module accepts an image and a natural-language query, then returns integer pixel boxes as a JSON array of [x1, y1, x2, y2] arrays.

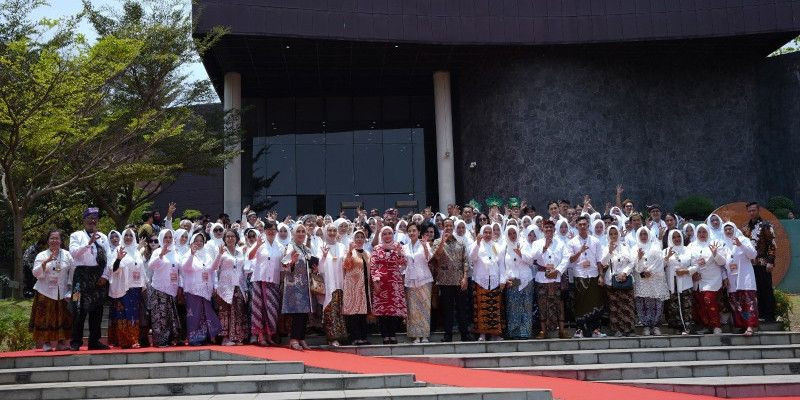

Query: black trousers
[[70, 298, 104, 347], [438, 285, 470, 339], [754, 265, 776, 321], [289, 313, 309, 340], [70, 265, 105, 348], [345, 314, 368, 341], [378, 316, 403, 338]]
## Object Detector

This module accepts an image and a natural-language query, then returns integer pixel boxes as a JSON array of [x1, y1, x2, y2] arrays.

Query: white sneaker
[[492, 336, 504, 341], [222, 340, 235, 346], [421, 337, 429, 343], [573, 329, 583, 338], [478, 334, 486, 341], [713, 327, 723, 335], [412, 338, 421, 344], [642, 327, 651, 336], [41, 342, 53, 352], [652, 327, 662, 336], [614, 331, 623, 337], [592, 330, 607, 338]]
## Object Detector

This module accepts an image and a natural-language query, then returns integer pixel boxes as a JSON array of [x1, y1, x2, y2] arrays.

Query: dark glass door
[[297, 195, 326, 216]]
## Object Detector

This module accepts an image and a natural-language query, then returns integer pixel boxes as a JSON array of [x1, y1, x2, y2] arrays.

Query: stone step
[[327, 331, 799, 356], [386, 344, 800, 368], [603, 374, 800, 398], [0, 349, 255, 369], [90, 386, 552, 400], [481, 358, 800, 380], [1, 373, 419, 399], [0, 360, 306, 384]]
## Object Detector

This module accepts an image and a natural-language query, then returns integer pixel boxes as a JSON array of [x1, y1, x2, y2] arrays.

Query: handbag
[[310, 271, 326, 295], [610, 259, 633, 290]]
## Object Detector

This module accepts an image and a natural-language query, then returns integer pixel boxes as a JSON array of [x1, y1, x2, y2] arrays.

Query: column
[[223, 72, 242, 218], [433, 70, 456, 212]]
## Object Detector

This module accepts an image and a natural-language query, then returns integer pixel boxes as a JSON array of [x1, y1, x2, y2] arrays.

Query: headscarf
[[379, 226, 395, 245], [666, 229, 686, 253], [705, 213, 725, 242], [532, 215, 543, 228], [453, 219, 472, 246], [209, 222, 225, 248], [504, 225, 520, 248], [174, 228, 189, 255], [394, 220, 410, 244], [592, 219, 607, 247], [108, 230, 121, 246], [633, 226, 656, 253], [121, 228, 138, 256], [277, 222, 291, 246], [189, 232, 209, 262], [323, 223, 339, 245], [554, 219, 570, 245]]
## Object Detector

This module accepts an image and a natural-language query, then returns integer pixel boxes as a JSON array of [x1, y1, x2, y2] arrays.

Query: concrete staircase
[[0, 349, 552, 400], [326, 331, 800, 398]]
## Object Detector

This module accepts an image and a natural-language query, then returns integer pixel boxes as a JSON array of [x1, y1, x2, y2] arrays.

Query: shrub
[[775, 289, 794, 331], [674, 196, 715, 221], [0, 300, 34, 352], [182, 209, 202, 221], [774, 208, 792, 219], [767, 196, 795, 214]]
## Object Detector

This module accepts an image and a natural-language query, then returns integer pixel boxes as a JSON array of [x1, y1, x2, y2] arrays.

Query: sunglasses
[[149, 239, 159, 244], [213, 228, 224, 232]]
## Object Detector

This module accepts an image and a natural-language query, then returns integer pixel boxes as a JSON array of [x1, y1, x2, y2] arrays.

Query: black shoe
[[389, 338, 398, 344], [69, 345, 81, 351], [88, 343, 109, 350], [460, 333, 472, 342], [441, 336, 453, 342]]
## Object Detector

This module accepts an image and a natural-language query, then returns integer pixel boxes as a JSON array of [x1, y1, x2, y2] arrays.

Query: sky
[[33, 0, 218, 102]]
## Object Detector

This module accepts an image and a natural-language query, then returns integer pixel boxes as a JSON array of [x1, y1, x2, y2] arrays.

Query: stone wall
[[454, 49, 800, 212]]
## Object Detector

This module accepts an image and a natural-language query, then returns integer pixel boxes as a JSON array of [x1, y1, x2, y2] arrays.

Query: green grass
[[787, 294, 800, 332], [0, 299, 34, 351]]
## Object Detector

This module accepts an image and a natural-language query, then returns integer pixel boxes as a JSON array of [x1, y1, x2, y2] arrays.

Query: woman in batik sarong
[[281, 224, 315, 350], [30, 230, 74, 351], [107, 229, 147, 348], [470, 224, 505, 341], [601, 225, 635, 337], [721, 222, 759, 336], [664, 229, 696, 335], [320, 223, 348, 346], [181, 233, 221, 345], [503, 225, 534, 339], [403, 222, 433, 343], [371, 226, 407, 344]]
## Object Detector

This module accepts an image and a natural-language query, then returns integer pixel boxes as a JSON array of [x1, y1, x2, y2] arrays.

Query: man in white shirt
[[530, 220, 569, 339], [68, 207, 110, 350], [564, 215, 606, 338]]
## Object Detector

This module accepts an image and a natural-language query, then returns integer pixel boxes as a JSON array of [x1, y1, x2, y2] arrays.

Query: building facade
[[173, 1, 800, 218]]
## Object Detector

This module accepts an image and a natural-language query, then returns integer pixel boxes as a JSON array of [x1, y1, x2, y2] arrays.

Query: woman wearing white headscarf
[[503, 225, 534, 339], [148, 229, 182, 347], [281, 224, 316, 350], [689, 224, 726, 334], [320, 224, 348, 346], [276, 223, 292, 247], [470, 224, 506, 341], [213, 229, 248, 346], [632, 227, 669, 336], [30, 229, 74, 352], [721, 222, 759, 336], [247, 219, 285, 346], [705, 213, 725, 242], [601, 225, 635, 337], [592, 220, 607, 248], [683, 223, 696, 245], [403, 222, 434, 343], [664, 229, 697, 335], [371, 226, 407, 344], [107, 228, 147, 348], [394, 220, 410, 245], [181, 233, 221, 345]]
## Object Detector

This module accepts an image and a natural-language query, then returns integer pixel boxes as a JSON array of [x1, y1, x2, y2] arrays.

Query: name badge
[[170, 271, 178, 283], [132, 270, 141, 282], [202, 271, 209, 281], [48, 276, 59, 288]]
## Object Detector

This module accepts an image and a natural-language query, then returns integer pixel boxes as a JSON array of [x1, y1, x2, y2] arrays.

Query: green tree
[[81, 1, 236, 230], [0, 0, 147, 297]]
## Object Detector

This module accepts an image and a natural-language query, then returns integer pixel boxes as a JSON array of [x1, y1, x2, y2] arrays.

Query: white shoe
[[573, 329, 583, 338], [421, 337, 429, 343], [614, 331, 623, 337], [412, 338, 421, 344], [713, 327, 723, 335], [652, 327, 661, 336], [492, 336, 504, 341], [681, 331, 689, 335], [642, 327, 651, 336], [478, 334, 486, 341], [41, 342, 53, 352], [222, 340, 235, 346], [592, 330, 607, 338]]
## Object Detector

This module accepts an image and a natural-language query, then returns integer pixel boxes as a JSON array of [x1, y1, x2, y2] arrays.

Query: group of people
[[26, 189, 779, 352]]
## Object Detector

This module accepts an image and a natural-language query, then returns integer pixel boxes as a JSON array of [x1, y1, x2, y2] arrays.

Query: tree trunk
[[12, 210, 25, 299]]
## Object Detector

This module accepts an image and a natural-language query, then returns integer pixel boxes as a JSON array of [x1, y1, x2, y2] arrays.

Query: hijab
[[633, 226, 657, 254], [705, 213, 725, 242], [592, 219, 608, 247], [554, 219, 570, 245], [379, 226, 395, 245], [276, 223, 291, 247], [394, 220, 410, 245], [174, 228, 189, 255]]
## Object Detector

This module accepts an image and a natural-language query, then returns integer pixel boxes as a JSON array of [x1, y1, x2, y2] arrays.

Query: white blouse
[[182, 251, 216, 300], [723, 238, 758, 292], [529, 238, 568, 284], [108, 246, 146, 299], [403, 239, 433, 288], [689, 242, 727, 292], [503, 241, 533, 291], [148, 248, 181, 297], [601, 243, 633, 286], [470, 241, 505, 290], [664, 246, 696, 294], [213, 247, 246, 304], [633, 245, 669, 300], [320, 242, 346, 306], [250, 239, 285, 284], [32, 249, 74, 301]]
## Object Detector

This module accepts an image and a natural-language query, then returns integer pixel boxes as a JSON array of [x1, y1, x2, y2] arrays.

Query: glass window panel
[[267, 195, 297, 219], [265, 144, 296, 195], [355, 194, 385, 216], [353, 129, 382, 144], [325, 144, 354, 194], [383, 128, 412, 144], [266, 133, 295, 145], [354, 144, 383, 194], [382, 143, 413, 193], [296, 145, 325, 194], [295, 132, 325, 145], [326, 130, 353, 145], [411, 127, 425, 143], [413, 142, 426, 199]]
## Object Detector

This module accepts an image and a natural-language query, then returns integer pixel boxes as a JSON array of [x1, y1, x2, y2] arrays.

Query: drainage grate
[[168, 384, 184, 394], [15, 372, 31, 384]]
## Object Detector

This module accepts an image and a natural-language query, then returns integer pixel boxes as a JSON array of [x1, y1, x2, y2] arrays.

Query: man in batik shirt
[[744, 202, 777, 322]]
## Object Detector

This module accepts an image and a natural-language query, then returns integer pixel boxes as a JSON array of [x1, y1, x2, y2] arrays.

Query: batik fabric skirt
[[185, 292, 221, 345], [405, 283, 432, 338], [607, 287, 636, 334], [536, 282, 563, 333], [635, 297, 664, 328], [473, 284, 504, 336], [698, 290, 721, 328], [217, 287, 249, 343], [729, 290, 759, 329], [29, 292, 72, 342], [665, 289, 694, 332], [323, 289, 348, 342], [505, 282, 534, 339], [149, 289, 181, 346], [251, 281, 280, 338], [108, 288, 142, 348], [574, 277, 604, 334]]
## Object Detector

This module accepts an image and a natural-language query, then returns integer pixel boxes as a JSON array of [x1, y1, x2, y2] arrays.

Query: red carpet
[[2, 345, 798, 400]]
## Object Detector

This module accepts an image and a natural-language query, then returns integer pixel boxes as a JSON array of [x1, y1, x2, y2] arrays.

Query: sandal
[[289, 339, 302, 350]]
